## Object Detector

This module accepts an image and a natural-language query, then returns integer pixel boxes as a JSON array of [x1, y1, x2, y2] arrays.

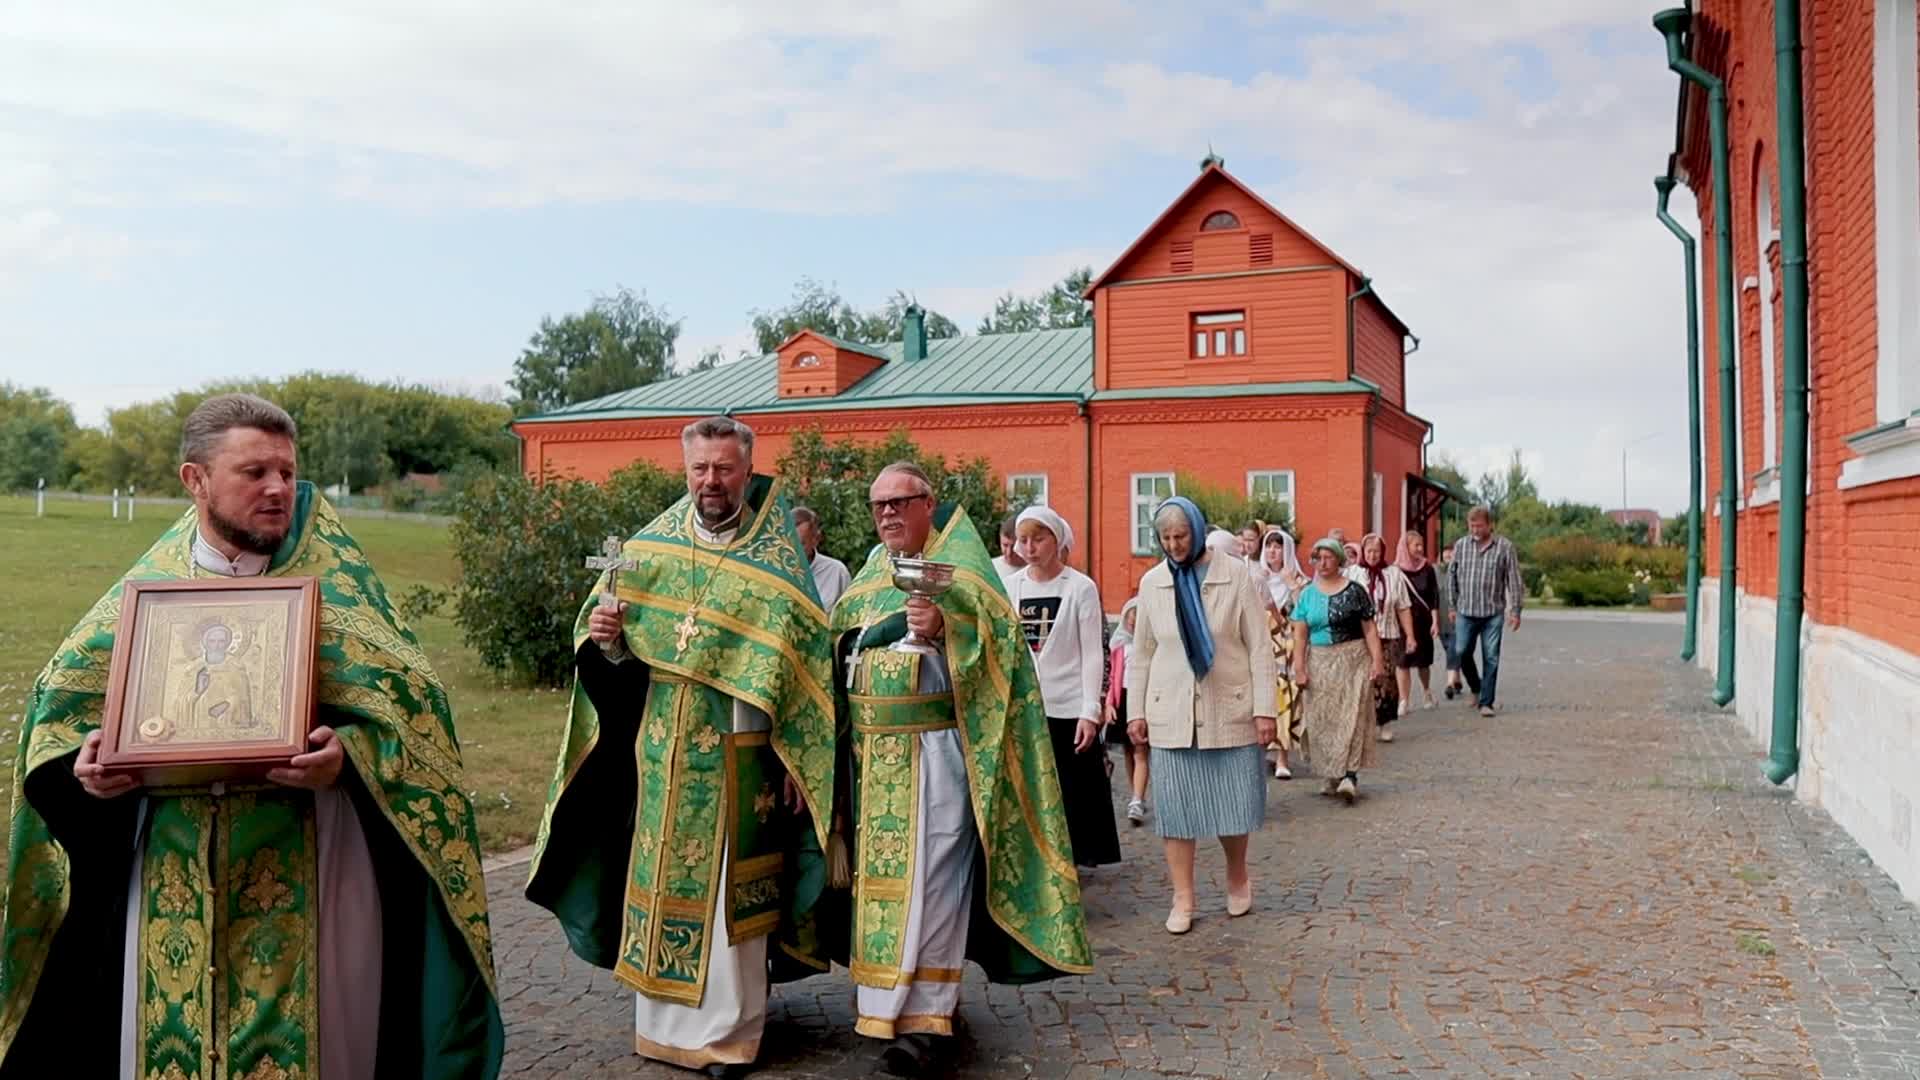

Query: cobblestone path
[[489, 614, 1920, 1078]]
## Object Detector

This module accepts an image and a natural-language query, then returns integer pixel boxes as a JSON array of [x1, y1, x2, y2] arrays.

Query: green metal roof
[[519, 327, 1096, 422]]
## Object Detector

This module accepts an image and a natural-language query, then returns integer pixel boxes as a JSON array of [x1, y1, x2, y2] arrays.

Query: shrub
[[1552, 568, 1635, 607], [1172, 472, 1293, 539], [1521, 565, 1548, 598], [447, 460, 683, 686], [1530, 534, 1615, 574], [775, 428, 1003, 578]]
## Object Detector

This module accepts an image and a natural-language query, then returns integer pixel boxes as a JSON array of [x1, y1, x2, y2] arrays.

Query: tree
[[1425, 456, 1474, 546], [1472, 449, 1539, 519], [447, 460, 686, 686], [1661, 512, 1689, 548], [775, 427, 1002, 579], [749, 279, 959, 355], [1173, 472, 1292, 539], [0, 384, 77, 490], [510, 287, 681, 415], [977, 267, 1093, 335]]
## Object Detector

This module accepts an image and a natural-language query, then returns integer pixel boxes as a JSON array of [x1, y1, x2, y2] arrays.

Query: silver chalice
[[889, 556, 957, 655]]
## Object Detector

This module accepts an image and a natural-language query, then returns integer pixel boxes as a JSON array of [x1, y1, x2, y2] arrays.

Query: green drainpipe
[[1765, 0, 1809, 785], [1656, 7, 1738, 707], [1655, 175, 1705, 662]]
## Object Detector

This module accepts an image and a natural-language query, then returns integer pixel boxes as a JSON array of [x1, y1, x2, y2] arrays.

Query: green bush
[[1530, 534, 1614, 574], [447, 460, 684, 686], [775, 427, 1004, 578], [1521, 565, 1548, 598], [1172, 472, 1293, 539], [1552, 568, 1635, 607]]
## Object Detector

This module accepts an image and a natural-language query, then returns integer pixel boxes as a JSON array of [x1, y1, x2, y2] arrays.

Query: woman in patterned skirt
[[1259, 527, 1306, 779], [1291, 538, 1387, 803]]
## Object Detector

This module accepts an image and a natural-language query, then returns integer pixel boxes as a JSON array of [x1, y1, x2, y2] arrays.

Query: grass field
[[0, 495, 566, 852]]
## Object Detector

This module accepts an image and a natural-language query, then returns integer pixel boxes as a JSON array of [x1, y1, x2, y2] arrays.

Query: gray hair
[[1467, 504, 1494, 523], [875, 460, 934, 497], [681, 415, 755, 457], [180, 393, 298, 465], [1153, 502, 1190, 530], [790, 505, 820, 530]]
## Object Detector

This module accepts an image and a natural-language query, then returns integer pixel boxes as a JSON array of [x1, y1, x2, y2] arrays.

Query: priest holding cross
[[527, 416, 839, 1078]]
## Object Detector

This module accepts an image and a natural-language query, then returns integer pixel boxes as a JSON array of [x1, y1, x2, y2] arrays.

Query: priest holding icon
[[827, 462, 1091, 1076], [0, 393, 503, 1080], [526, 415, 838, 1078]]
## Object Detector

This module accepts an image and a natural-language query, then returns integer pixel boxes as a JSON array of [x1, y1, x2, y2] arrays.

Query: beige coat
[[1126, 552, 1278, 749]]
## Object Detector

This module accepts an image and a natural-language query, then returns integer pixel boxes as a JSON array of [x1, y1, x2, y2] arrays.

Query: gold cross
[[675, 607, 705, 654]]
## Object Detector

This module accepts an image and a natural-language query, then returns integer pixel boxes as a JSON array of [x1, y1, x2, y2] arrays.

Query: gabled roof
[[1084, 163, 1413, 336], [517, 327, 1094, 422], [1086, 163, 1366, 291], [776, 328, 890, 363]]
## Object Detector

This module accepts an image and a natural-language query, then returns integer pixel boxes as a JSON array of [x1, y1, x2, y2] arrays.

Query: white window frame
[[1756, 175, 1778, 472], [1370, 472, 1384, 535], [1844, 0, 1920, 488], [1131, 473, 1176, 556], [1007, 473, 1048, 509], [1246, 470, 1296, 526]]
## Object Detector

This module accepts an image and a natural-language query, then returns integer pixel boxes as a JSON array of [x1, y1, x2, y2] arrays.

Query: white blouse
[[1007, 565, 1105, 722]]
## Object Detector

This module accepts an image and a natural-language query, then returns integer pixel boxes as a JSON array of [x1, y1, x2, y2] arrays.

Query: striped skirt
[[1149, 743, 1267, 840]]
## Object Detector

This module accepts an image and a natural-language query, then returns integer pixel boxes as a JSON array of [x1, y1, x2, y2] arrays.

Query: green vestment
[[829, 504, 1092, 988], [526, 475, 837, 1005], [0, 482, 504, 1080]]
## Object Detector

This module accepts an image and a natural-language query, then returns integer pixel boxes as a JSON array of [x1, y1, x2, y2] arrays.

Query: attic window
[[794, 353, 821, 369], [1201, 210, 1241, 231]]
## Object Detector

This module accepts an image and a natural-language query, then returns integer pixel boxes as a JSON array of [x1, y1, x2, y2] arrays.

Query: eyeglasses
[[868, 494, 929, 516]]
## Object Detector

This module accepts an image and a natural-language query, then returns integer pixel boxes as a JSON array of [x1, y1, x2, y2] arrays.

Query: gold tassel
[[828, 817, 852, 889]]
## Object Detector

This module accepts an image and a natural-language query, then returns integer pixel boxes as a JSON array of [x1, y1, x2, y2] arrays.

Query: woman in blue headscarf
[[1124, 496, 1278, 934]]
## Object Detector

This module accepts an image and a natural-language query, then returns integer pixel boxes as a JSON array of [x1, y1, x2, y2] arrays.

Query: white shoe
[[1378, 727, 1395, 743], [1424, 697, 1437, 710], [1273, 761, 1292, 780], [1397, 699, 1410, 717], [1166, 907, 1193, 934], [1337, 776, 1358, 802], [1126, 799, 1147, 825]]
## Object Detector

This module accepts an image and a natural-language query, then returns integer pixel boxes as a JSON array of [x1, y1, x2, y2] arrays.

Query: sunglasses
[[868, 494, 930, 516]]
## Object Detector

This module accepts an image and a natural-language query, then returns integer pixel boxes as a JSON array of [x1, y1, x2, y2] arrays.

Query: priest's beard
[[206, 502, 287, 555], [696, 496, 744, 531]]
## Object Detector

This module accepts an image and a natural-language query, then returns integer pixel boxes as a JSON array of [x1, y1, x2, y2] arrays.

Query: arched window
[[794, 353, 821, 369], [1200, 210, 1241, 231]]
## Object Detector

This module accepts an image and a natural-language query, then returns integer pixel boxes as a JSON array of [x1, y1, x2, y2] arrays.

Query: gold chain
[[676, 505, 744, 652]]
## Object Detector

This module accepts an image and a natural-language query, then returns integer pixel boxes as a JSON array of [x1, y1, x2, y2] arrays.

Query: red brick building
[[1659, 0, 1920, 901], [513, 162, 1432, 607]]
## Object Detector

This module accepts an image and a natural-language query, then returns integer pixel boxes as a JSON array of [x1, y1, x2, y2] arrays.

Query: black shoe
[[704, 1064, 754, 1079], [881, 1034, 932, 1077], [1443, 684, 1457, 700]]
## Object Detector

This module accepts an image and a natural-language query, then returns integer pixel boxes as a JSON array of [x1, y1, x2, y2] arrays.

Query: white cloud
[[0, 1, 1697, 510]]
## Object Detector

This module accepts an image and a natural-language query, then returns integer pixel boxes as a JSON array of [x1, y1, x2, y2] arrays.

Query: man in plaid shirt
[[1449, 505, 1523, 716]]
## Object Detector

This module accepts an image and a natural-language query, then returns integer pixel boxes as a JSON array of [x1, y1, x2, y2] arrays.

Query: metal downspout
[[1765, 0, 1809, 785], [1655, 175, 1706, 662], [1349, 276, 1375, 529], [1656, 7, 1739, 707]]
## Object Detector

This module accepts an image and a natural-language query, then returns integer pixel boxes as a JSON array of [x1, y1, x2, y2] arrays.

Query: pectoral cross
[[583, 536, 637, 609], [674, 607, 706, 654]]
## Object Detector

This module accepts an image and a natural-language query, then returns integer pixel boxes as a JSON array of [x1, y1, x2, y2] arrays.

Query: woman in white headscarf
[[1009, 506, 1122, 868], [1260, 527, 1307, 779]]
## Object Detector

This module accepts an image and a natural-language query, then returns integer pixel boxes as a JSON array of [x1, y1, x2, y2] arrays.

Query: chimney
[[901, 303, 927, 363]]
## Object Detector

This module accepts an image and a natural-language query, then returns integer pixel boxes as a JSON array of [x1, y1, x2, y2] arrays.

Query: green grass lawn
[[0, 495, 565, 852]]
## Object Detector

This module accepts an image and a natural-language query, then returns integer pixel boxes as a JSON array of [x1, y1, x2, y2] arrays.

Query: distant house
[[1607, 508, 1664, 545], [511, 160, 1435, 607]]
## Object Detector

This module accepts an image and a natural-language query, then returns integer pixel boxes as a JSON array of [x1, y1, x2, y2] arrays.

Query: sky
[[0, 0, 1701, 513]]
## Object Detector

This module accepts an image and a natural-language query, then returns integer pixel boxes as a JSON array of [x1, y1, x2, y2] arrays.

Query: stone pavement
[[490, 615, 1920, 1078]]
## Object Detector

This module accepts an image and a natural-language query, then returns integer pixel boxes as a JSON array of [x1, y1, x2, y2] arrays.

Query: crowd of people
[[3, 394, 1524, 1079], [990, 498, 1525, 936]]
